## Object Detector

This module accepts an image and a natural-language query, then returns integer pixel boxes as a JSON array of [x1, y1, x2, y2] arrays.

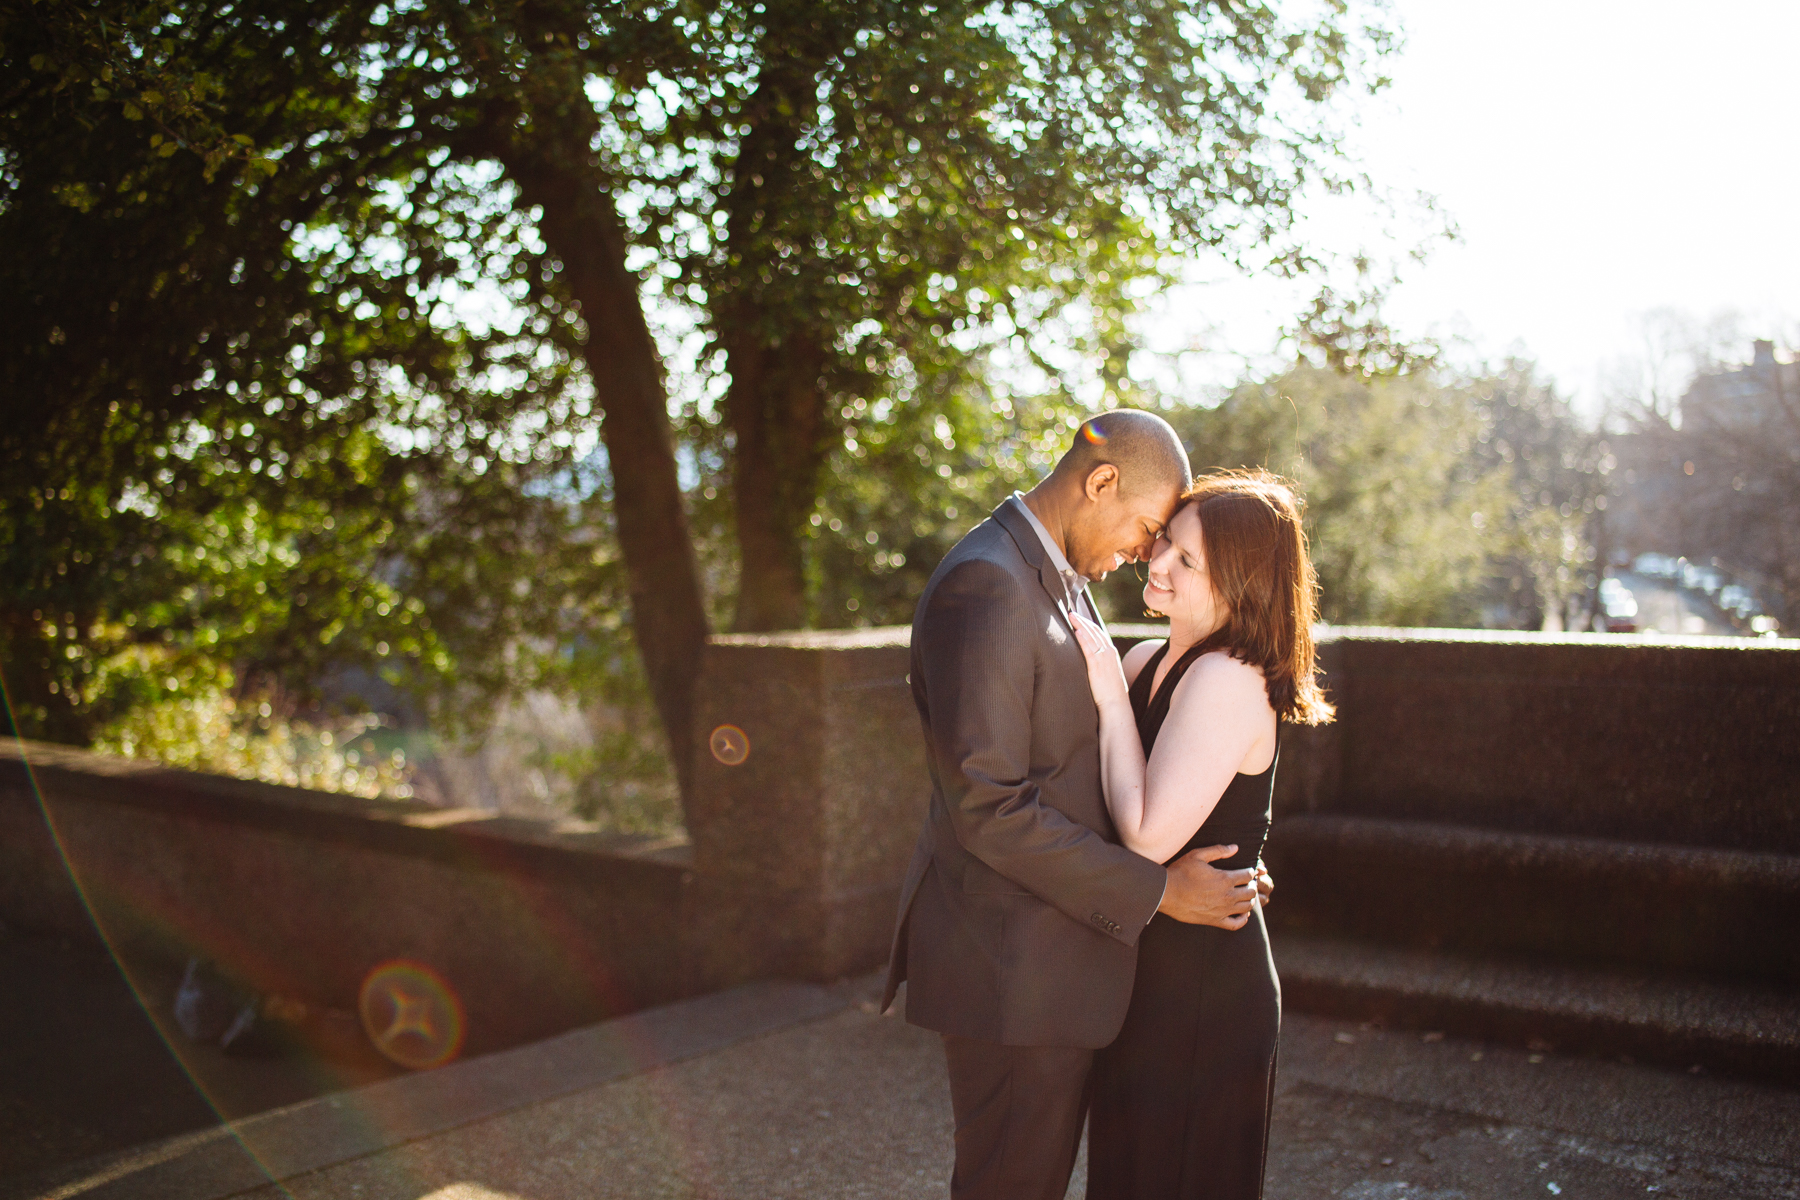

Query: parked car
[[1718, 584, 1760, 621], [1598, 577, 1639, 633], [1681, 563, 1724, 596]]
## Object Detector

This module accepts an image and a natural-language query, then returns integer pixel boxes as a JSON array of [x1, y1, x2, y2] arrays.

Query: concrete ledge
[[687, 631, 925, 987], [4, 979, 849, 1200], [1316, 630, 1800, 851], [1275, 932, 1800, 1084], [0, 740, 690, 877], [1267, 815, 1800, 984], [1, 740, 695, 1054]]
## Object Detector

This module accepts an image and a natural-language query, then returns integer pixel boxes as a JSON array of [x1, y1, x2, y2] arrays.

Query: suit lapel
[[992, 498, 1096, 656], [993, 500, 1082, 630]]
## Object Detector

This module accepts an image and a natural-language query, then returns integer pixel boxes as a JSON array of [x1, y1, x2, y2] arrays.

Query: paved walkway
[[17, 975, 1800, 1200]]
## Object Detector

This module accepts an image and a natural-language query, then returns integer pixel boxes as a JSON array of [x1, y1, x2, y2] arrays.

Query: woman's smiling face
[[1143, 503, 1228, 637]]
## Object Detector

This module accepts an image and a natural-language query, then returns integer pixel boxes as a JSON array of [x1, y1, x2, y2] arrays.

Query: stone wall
[[1297, 627, 1800, 851], [1250, 627, 1800, 987], [685, 629, 923, 987], [6, 625, 1795, 1060], [0, 742, 693, 1055]]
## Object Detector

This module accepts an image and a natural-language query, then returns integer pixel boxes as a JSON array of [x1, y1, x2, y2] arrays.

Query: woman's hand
[[1069, 611, 1131, 710]]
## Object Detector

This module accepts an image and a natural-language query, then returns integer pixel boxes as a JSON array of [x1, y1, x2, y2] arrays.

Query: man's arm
[[919, 558, 1165, 943]]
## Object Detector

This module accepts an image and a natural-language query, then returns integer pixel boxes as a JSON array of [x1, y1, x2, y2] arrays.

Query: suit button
[[1091, 913, 1106, 927]]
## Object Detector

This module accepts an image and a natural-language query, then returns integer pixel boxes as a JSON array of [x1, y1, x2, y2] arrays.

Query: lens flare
[[4, 658, 691, 1194], [1081, 419, 1108, 445], [1, 667, 305, 1197], [359, 959, 465, 1070], [709, 724, 750, 766]]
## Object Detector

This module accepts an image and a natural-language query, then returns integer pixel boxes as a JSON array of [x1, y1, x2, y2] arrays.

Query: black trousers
[[942, 1034, 1094, 1200]]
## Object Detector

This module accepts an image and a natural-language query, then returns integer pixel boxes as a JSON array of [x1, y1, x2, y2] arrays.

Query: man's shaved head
[[1052, 409, 1192, 497], [1021, 409, 1190, 580]]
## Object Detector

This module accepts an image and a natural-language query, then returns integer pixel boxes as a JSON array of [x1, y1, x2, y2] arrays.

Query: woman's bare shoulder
[[1175, 650, 1270, 707], [1121, 638, 1165, 687]]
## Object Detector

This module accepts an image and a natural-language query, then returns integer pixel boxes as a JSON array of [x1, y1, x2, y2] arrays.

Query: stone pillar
[[685, 629, 928, 986]]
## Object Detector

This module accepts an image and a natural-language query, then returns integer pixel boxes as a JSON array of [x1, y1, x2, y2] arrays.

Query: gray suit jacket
[[881, 498, 1167, 1048]]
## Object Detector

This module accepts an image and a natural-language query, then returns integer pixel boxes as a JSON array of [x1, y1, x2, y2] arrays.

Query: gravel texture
[[225, 979, 1800, 1200]]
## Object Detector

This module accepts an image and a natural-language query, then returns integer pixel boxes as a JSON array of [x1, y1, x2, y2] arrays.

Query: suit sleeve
[[918, 558, 1166, 945]]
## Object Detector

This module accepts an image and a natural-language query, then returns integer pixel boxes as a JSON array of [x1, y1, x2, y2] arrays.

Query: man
[[883, 409, 1268, 1200]]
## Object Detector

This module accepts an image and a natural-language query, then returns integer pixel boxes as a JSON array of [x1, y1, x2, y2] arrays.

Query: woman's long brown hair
[[1179, 468, 1334, 725]]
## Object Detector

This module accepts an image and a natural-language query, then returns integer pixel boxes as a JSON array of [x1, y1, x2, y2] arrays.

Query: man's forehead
[[1135, 486, 1183, 527]]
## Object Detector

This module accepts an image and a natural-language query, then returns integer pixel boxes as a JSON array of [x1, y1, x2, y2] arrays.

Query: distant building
[[1606, 340, 1796, 566], [1679, 339, 1800, 434], [1603, 340, 1798, 626]]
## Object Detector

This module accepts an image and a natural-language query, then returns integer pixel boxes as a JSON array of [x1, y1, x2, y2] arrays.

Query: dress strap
[[1126, 641, 1170, 720]]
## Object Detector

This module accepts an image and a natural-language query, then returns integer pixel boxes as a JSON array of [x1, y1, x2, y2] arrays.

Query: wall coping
[[712, 623, 1799, 653], [2, 738, 693, 880], [1311, 625, 1799, 651], [709, 628, 911, 650]]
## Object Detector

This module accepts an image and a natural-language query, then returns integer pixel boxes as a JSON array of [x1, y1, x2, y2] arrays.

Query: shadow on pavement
[[0, 924, 401, 1187]]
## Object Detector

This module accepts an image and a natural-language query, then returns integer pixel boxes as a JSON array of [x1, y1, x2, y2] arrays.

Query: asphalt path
[[224, 976, 1800, 1200], [18, 971, 1787, 1200]]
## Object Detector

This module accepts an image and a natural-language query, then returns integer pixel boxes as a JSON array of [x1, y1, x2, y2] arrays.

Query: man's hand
[[1158, 844, 1257, 930], [1254, 860, 1273, 909]]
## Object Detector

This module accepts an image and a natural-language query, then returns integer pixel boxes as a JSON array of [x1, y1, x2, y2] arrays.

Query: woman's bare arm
[[1134, 655, 1271, 861]]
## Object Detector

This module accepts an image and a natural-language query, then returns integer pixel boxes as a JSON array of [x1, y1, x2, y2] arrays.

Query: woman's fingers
[[1070, 612, 1111, 659]]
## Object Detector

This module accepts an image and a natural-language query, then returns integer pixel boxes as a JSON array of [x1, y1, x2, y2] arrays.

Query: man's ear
[[1084, 463, 1120, 502]]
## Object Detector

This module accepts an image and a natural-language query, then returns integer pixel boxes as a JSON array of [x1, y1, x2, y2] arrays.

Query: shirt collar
[[1009, 492, 1089, 599]]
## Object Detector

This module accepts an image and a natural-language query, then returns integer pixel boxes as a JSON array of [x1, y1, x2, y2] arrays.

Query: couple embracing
[[882, 409, 1334, 1199]]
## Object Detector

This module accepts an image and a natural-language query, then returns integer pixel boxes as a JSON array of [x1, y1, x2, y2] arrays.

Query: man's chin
[[1082, 553, 1127, 580]]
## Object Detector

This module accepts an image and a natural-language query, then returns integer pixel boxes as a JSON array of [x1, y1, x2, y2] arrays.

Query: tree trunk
[[723, 326, 832, 631], [468, 111, 711, 804], [717, 47, 840, 633]]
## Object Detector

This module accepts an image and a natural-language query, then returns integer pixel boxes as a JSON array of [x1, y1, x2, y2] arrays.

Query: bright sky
[[1140, 0, 1800, 414]]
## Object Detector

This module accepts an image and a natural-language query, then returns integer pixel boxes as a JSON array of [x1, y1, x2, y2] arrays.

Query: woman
[[1069, 468, 1334, 1200]]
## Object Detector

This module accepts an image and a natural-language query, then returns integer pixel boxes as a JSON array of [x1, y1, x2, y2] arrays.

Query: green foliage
[[92, 670, 412, 799], [1462, 360, 1610, 628], [1165, 367, 1500, 625], [9, 0, 281, 184], [2, 0, 1408, 823], [1145, 364, 1598, 629], [1, 0, 612, 747]]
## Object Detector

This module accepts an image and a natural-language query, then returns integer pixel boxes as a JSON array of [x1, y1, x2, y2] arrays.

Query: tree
[[1, 0, 613, 749], [1161, 366, 1502, 625], [4, 0, 1395, 805], [1462, 359, 1608, 630], [1141, 362, 1604, 631]]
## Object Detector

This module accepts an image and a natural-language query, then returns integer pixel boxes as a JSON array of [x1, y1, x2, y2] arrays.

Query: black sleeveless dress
[[1086, 642, 1281, 1200]]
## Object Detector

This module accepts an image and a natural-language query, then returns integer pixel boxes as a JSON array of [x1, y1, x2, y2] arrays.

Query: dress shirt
[[1009, 493, 1098, 622]]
